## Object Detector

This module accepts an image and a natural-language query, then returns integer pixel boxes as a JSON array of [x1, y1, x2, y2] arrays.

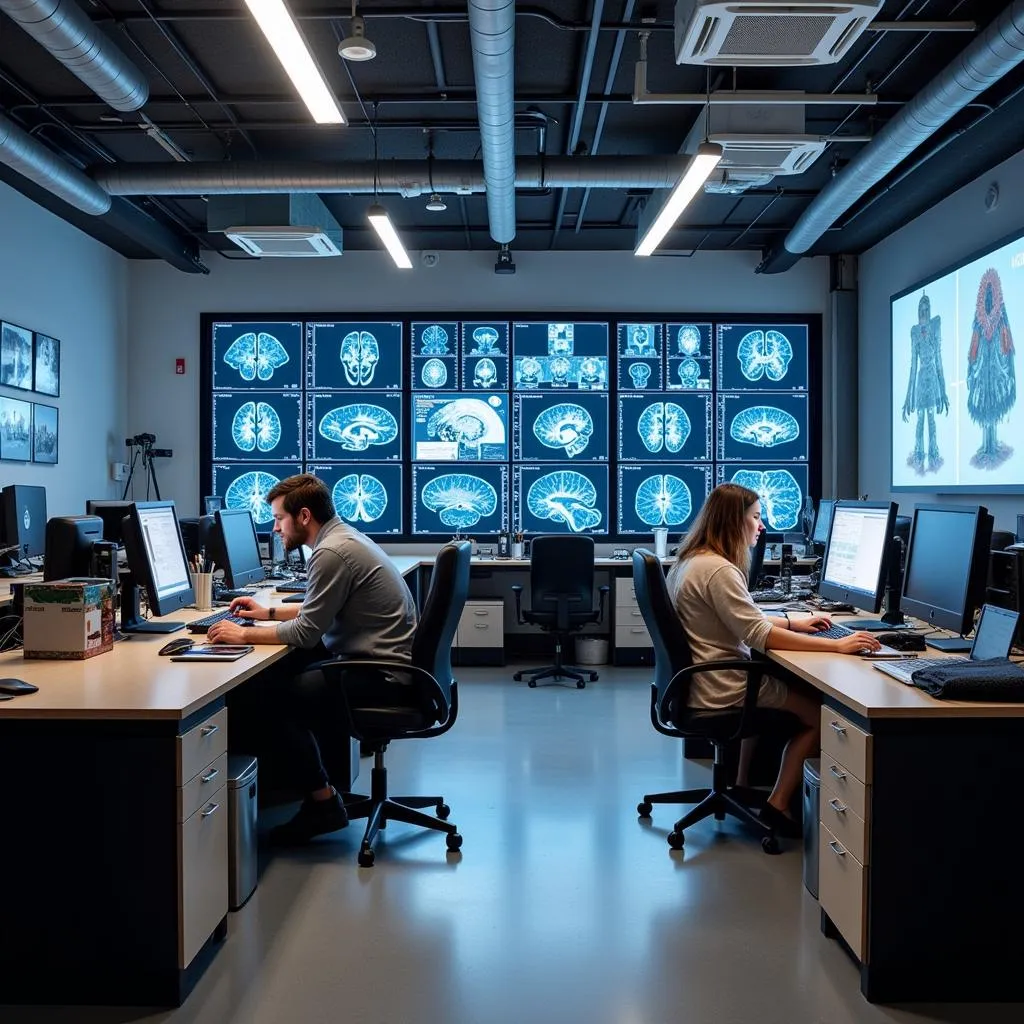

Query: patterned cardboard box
[[23, 578, 115, 660]]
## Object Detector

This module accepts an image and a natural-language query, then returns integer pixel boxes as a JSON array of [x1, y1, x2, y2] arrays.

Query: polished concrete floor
[[4, 667, 1019, 1024]]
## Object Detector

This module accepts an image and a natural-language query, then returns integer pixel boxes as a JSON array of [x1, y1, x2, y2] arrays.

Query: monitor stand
[[925, 636, 973, 653], [839, 619, 891, 632], [842, 579, 908, 632], [120, 577, 185, 634]]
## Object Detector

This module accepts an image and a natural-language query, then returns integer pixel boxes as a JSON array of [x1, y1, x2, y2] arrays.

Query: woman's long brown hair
[[674, 482, 760, 573]]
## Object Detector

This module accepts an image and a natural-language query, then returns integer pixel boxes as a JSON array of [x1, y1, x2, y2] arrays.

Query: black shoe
[[270, 792, 349, 845], [758, 803, 803, 840]]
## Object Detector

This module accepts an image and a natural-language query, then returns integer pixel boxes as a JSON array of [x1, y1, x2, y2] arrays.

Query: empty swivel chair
[[511, 535, 609, 689]]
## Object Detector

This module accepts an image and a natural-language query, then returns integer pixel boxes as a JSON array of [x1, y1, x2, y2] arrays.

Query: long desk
[[767, 642, 1024, 1003]]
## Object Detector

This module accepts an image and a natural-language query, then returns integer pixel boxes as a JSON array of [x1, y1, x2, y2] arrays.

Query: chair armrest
[[312, 657, 447, 721], [597, 584, 610, 623], [511, 584, 524, 625], [657, 659, 767, 742]]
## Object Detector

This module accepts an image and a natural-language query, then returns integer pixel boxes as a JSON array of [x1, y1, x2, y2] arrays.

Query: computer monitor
[[818, 501, 897, 616], [811, 498, 836, 549], [203, 495, 223, 515], [43, 515, 104, 581], [1, 484, 47, 564], [747, 529, 767, 590], [178, 515, 215, 565], [1017, 513, 1024, 544], [120, 500, 194, 633], [85, 500, 133, 546], [901, 504, 994, 652], [214, 509, 266, 589]]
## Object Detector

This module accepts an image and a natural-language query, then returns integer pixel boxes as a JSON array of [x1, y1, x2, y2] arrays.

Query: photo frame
[[0, 321, 34, 391], [31, 402, 59, 464], [0, 395, 33, 461], [33, 333, 61, 397]]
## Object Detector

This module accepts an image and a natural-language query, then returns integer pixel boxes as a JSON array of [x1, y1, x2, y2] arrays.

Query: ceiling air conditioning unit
[[208, 195, 344, 257], [675, 0, 884, 66], [223, 226, 343, 257]]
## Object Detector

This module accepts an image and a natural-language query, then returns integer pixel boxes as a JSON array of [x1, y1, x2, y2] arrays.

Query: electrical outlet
[[110, 461, 129, 482]]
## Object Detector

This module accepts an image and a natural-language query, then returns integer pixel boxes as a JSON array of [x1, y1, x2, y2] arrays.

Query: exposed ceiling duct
[[92, 156, 693, 197], [467, 0, 516, 244], [0, 0, 149, 112], [0, 110, 111, 215], [758, 0, 1024, 273]]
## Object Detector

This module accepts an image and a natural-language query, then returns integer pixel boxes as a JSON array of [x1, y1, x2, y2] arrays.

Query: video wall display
[[203, 314, 819, 538], [891, 230, 1024, 491]]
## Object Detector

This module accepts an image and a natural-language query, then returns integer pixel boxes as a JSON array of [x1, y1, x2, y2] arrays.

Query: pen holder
[[191, 572, 214, 612], [512, 541, 524, 559]]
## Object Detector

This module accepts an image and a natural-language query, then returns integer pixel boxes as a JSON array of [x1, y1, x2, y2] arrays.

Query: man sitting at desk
[[208, 473, 417, 844]]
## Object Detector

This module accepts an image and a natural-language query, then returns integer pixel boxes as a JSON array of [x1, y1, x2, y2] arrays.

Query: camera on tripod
[[125, 434, 172, 458], [122, 431, 172, 500]]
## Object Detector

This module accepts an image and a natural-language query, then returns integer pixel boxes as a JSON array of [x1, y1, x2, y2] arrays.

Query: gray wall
[[859, 147, 1024, 531], [126, 249, 829, 510], [0, 181, 128, 517]]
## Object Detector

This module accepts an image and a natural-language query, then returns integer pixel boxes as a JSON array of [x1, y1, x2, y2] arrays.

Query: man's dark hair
[[266, 473, 335, 524]]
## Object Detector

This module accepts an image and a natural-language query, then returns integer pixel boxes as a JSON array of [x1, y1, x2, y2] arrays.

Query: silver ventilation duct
[[0, 111, 111, 215], [0, 0, 148, 112], [759, 0, 1024, 273], [467, 0, 516, 244], [93, 156, 691, 197]]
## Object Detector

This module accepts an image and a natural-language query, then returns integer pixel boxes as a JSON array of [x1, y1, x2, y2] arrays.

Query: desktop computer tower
[[987, 548, 1024, 647]]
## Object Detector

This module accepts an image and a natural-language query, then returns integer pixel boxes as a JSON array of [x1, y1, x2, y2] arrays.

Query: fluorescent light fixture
[[634, 142, 723, 257], [244, 0, 346, 125], [367, 203, 413, 269]]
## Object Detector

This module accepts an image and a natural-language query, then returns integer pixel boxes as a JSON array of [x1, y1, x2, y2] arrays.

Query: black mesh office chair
[[511, 535, 610, 688], [318, 541, 471, 867], [632, 548, 792, 854]]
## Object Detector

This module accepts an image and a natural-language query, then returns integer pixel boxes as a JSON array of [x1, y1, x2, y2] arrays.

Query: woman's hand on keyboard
[[228, 596, 265, 620], [832, 632, 882, 656], [791, 614, 832, 634]]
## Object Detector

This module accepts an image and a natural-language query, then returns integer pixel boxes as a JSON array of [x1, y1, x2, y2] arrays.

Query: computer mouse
[[282, 594, 304, 603], [877, 631, 927, 652], [0, 677, 39, 695], [159, 638, 196, 656]]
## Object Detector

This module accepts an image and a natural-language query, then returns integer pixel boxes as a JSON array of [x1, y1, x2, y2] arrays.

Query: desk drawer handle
[[201, 768, 220, 784], [473, 623, 490, 630], [201, 802, 220, 818], [473, 610, 489, 616], [828, 840, 846, 858], [829, 721, 847, 736], [828, 798, 847, 815], [200, 723, 220, 737], [828, 765, 847, 781]]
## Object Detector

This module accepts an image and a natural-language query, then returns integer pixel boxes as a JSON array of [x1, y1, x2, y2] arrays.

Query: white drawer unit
[[178, 751, 228, 823], [453, 599, 505, 666], [177, 707, 228, 786], [616, 578, 640, 607], [178, 783, 228, 968], [615, 623, 652, 648]]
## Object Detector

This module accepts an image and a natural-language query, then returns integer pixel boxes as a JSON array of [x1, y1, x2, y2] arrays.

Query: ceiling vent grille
[[222, 227, 343, 257], [674, 1, 884, 66], [208, 195, 343, 257]]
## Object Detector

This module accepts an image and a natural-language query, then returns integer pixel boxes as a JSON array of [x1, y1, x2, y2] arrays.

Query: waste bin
[[802, 758, 820, 898], [575, 637, 609, 665], [228, 755, 258, 910]]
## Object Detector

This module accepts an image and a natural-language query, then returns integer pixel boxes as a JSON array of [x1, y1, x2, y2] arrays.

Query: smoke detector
[[338, 15, 376, 62], [425, 193, 448, 212]]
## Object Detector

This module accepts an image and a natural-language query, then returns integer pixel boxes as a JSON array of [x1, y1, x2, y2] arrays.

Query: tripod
[[122, 443, 163, 501]]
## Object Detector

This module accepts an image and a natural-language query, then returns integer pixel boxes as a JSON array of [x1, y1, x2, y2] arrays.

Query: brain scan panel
[[411, 464, 509, 535], [212, 321, 302, 390], [212, 393, 302, 462], [421, 359, 449, 388], [307, 391, 402, 461], [515, 393, 609, 462], [309, 463, 403, 535], [617, 464, 713, 535], [618, 323, 661, 359], [718, 393, 809, 462], [462, 322, 509, 357], [412, 322, 459, 391], [617, 393, 711, 462], [414, 322, 454, 356], [306, 321, 402, 391], [514, 466, 608, 536], [512, 321, 609, 390], [666, 323, 712, 391], [467, 356, 506, 389], [412, 393, 508, 461], [719, 464, 809, 533], [213, 464, 294, 526], [717, 322, 809, 391]]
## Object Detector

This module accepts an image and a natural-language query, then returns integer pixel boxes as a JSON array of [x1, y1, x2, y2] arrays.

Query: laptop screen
[[970, 605, 1020, 661]]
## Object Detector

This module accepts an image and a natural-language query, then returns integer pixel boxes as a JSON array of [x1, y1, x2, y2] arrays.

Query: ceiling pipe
[[467, 0, 516, 244], [758, 0, 1024, 274], [0, 0, 149, 111], [93, 155, 691, 197]]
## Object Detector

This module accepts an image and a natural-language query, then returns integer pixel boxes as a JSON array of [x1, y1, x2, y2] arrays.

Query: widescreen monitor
[[308, 462, 403, 535], [1, 484, 47, 561], [716, 322, 809, 392], [716, 393, 809, 463], [411, 393, 508, 462], [514, 393, 608, 463], [411, 464, 509, 536], [901, 504, 994, 649], [306, 321, 402, 391], [43, 515, 103, 581], [121, 500, 194, 632], [85, 500, 133, 546], [211, 392, 303, 463], [818, 501, 897, 614], [214, 508, 266, 588], [307, 391, 403, 462], [211, 321, 302, 391], [513, 464, 608, 536], [616, 464, 711, 536], [617, 393, 711, 462]]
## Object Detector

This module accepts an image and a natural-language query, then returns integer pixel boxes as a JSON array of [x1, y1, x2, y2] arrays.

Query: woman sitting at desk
[[667, 483, 881, 838]]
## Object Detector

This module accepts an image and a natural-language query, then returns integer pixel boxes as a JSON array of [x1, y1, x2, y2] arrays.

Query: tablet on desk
[[170, 645, 254, 662]]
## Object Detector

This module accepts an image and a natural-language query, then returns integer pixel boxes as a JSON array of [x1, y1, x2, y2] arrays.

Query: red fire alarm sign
[[175, 358, 186, 375]]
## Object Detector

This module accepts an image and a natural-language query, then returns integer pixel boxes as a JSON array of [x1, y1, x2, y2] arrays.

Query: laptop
[[874, 604, 1021, 685]]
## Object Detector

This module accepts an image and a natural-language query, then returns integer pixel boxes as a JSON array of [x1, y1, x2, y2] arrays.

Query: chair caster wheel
[[446, 832, 463, 852], [513, 671, 524, 681], [637, 801, 652, 817], [436, 802, 450, 820], [761, 836, 781, 855], [588, 672, 598, 681], [667, 831, 685, 850], [576, 679, 585, 689], [528, 679, 537, 688], [358, 847, 375, 868]]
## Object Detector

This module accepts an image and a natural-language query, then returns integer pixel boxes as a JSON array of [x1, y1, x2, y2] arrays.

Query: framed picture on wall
[[0, 321, 34, 391], [32, 402, 58, 464], [33, 333, 60, 397], [0, 395, 32, 461]]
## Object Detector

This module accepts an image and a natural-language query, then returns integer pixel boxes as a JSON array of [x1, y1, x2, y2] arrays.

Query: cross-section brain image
[[635, 474, 692, 527], [231, 400, 281, 453], [340, 330, 379, 387], [422, 473, 498, 529], [517, 358, 543, 388], [420, 324, 450, 355], [319, 404, 399, 452], [737, 329, 794, 382], [638, 402, 691, 454], [533, 403, 593, 458], [678, 358, 701, 387], [427, 398, 506, 448], [225, 470, 280, 525], [729, 406, 801, 448], [677, 325, 702, 356], [628, 363, 652, 388], [625, 324, 655, 356], [223, 331, 290, 382], [422, 358, 448, 387], [332, 473, 388, 523], [527, 470, 602, 532], [731, 469, 802, 531], [470, 326, 500, 355], [473, 358, 497, 387]]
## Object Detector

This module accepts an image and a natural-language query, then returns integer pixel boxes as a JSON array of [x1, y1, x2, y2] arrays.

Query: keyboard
[[813, 622, 911, 659], [750, 587, 814, 603], [215, 588, 256, 599], [188, 610, 253, 634], [874, 657, 966, 684], [275, 581, 307, 593]]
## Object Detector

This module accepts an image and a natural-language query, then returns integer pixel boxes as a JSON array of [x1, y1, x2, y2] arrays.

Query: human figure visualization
[[901, 292, 950, 476]]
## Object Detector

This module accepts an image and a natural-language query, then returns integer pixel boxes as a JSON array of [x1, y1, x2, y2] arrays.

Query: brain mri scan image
[[469, 326, 501, 355], [213, 466, 293, 526], [738, 329, 793, 382], [412, 323, 460, 390], [213, 393, 301, 462], [471, 358, 499, 388], [637, 401, 691, 455], [213, 321, 302, 390], [307, 321, 401, 391], [628, 362, 653, 389], [725, 466, 807, 532], [333, 472, 388, 522], [666, 323, 712, 391], [428, 398, 505, 452], [617, 464, 712, 535], [730, 406, 800, 447], [412, 394, 508, 461], [618, 393, 711, 462], [224, 332, 288, 382], [515, 393, 608, 462], [319, 404, 399, 452], [339, 330, 379, 386], [309, 462, 402, 533], [421, 358, 448, 388], [309, 392, 402, 460], [515, 466, 608, 535], [634, 473, 692, 527], [513, 321, 609, 390], [677, 324, 703, 356], [532, 402, 594, 458], [420, 323, 451, 354], [412, 464, 508, 534], [233, 401, 281, 453], [717, 393, 809, 462], [717, 323, 809, 392]]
